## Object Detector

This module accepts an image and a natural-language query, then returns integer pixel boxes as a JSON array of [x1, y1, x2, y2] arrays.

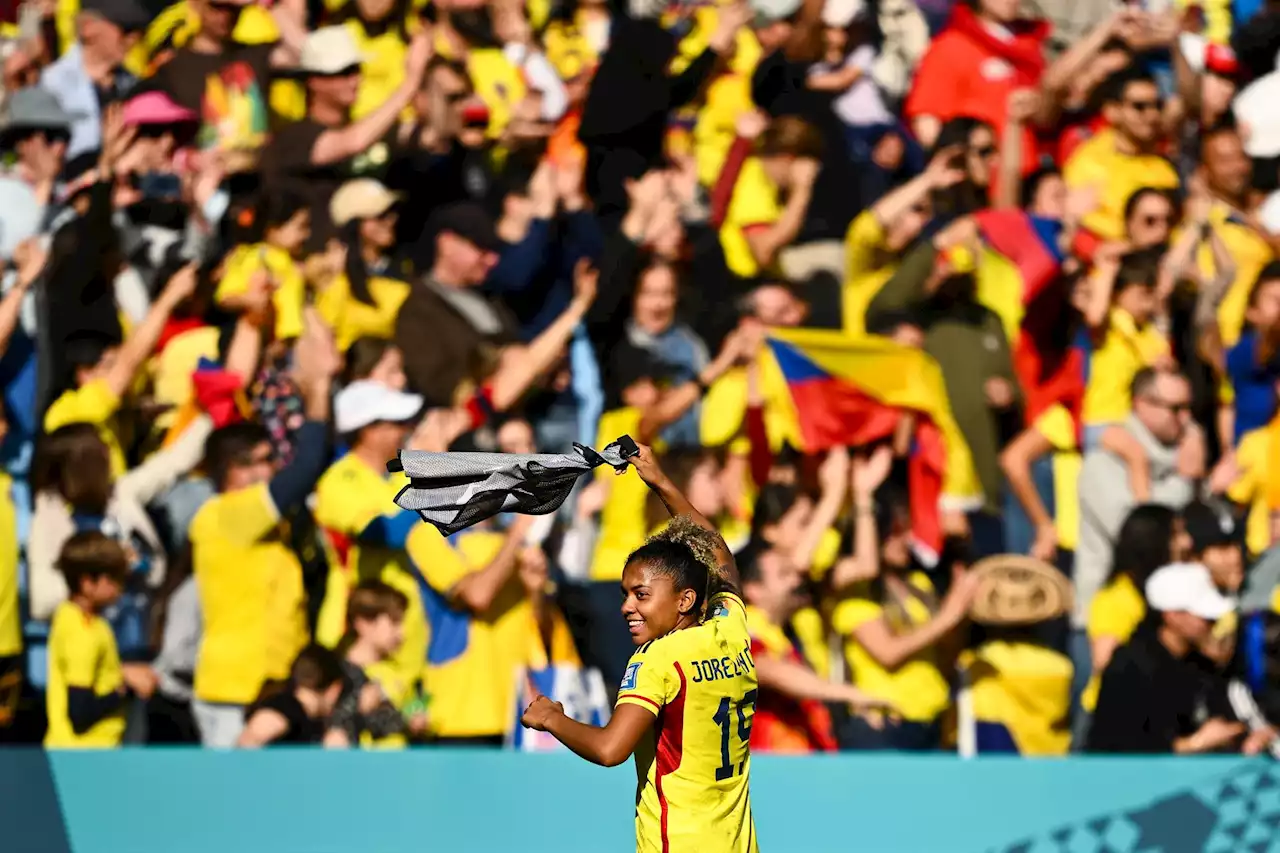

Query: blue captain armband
[[358, 509, 420, 550]]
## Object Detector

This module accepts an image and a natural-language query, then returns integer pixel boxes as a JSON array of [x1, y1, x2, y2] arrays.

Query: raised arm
[[311, 34, 430, 165], [627, 442, 739, 593], [487, 259, 597, 411]]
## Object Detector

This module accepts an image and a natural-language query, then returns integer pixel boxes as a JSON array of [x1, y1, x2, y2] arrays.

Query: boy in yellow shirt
[[216, 192, 312, 343], [327, 580, 423, 748], [46, 532, 157, 748], [1082, 249, 1170, 448]]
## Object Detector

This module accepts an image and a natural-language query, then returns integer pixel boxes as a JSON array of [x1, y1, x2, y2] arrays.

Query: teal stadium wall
[[2, 751, 1277, 852]]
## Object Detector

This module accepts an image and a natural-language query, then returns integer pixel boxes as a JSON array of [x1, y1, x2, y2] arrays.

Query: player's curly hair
[[625, 515, 720, 618]]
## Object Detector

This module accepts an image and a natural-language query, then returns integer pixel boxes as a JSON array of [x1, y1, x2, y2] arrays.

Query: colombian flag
[[972, 210, 1084, 436], [162, 357, 252, 446], [766, 328, 980, 561]]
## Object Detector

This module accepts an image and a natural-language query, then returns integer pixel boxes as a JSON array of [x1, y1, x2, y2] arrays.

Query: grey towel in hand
[[389, 438, 635, 536]]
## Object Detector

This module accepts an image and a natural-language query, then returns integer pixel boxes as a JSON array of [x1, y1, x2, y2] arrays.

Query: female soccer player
[[522, 444, 759, 853]]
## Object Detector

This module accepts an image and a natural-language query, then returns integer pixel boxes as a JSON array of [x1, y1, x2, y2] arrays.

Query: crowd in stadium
[[0, 0, 1277, 757]]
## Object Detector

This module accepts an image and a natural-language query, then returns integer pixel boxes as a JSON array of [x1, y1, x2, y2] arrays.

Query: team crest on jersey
[[620, 662, 641, 691]]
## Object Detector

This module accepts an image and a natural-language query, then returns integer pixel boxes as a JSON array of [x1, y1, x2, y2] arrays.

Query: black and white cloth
[[389, 437, 636, 536]]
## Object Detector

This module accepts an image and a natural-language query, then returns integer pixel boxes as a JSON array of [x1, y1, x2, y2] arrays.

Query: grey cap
[[751, 0, 804, 24], [82, 0, 150, 31], [3, 87, 83, 132]]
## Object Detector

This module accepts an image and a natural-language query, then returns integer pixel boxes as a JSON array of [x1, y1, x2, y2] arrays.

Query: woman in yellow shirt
[[832, 492, 981, 749], [1082, 505, 1180, 715], [316, 178, 412, 351]]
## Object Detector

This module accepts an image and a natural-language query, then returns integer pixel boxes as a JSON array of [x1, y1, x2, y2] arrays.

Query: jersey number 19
[[712, 689, 758, 781]]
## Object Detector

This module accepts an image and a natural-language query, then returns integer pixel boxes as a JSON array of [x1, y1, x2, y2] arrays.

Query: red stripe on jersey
[[324, 528, 353, 569], [618, 694, 661, 713], [655, 662, 688, 853]]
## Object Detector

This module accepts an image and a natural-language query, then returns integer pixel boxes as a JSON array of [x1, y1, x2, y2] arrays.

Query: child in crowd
[[46, 532, 157, 748], [238, 645, 347, 748], [327, 580, 423, 749], [215, 192, 313, 343]]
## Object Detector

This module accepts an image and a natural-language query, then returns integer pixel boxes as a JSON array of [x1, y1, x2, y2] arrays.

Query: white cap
[[1145, 562, 1236, 621], [751, 0, 804, 24], [822, 0, 865, 27], [298, 26, 365, 76], [1234, 70, 1280, 158], [1259, 190, 1280, 234], [334, 380, 423, 434], [331, 179, 402, 228]]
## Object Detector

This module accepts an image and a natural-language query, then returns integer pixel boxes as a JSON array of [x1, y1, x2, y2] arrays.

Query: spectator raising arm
[[852, 566, 980, 671], [100, 264, 200, 401], [310, 32, 432, 166], [830, 447, 894, 588], [487, 259, 598, 412], [446, 515, 535, 614], [267, 310, 339, 516], [0, 239, 46, 359], [744, 158, 818, 273], [1000, 427, 1059, 561], [636, 327, 747, 444]]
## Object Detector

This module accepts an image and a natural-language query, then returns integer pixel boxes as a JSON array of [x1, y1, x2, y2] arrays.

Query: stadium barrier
[[2, 750, 1272, 852]]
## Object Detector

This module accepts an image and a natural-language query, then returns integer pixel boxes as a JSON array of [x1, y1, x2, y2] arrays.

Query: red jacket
[[905, 5, 1050, 172]]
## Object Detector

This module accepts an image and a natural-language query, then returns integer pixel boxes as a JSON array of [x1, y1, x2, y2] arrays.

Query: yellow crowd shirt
[[217, 243, 306, 341], [1034, 404, 1082, 551], [435, 37, 528, 142], [964, 640, 1072, 756], [616, 591, 760, 853], [344, 19, 410, 121], [44, 378, 127, 478], [151, 326, 221, 432], [1062, 128, 1180, 242], [720, 158, 781, 279], [1195, 204, 1277, 348], [0, 474, 19, 658], [1229, 420, 1279, 557], [314, 454, 428, 689], [191, 483, 309, 705], [410, 526, 529, 738], [360, 658, 413, 749], [843, 209, 900, 336], [1082, 574, 1145, 712], [590, 408, 651, 583], [1082, 308, 1169, 426], [832, 573, 950, 723], [45, 601, 126, 748], [699, 360, 803, 453], [316, 273, 412, 351]]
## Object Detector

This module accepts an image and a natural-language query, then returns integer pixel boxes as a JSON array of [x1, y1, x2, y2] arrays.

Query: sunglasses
[[317, 65, 361, 79], [1142, 395, 1192, 415], [1125, 98, 1164, 114]]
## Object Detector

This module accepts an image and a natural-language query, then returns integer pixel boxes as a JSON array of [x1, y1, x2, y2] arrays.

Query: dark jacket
[[393, 280, 519, 405]]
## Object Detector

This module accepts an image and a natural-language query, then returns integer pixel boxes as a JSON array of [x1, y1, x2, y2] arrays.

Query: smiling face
[[620, 560, 696, 645]]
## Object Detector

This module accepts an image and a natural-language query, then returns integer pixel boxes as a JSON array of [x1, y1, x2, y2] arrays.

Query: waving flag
[[765, 329, 980, 561], [972, 210, 1084, 437], [391, 440, 634, 536], [162, 357, 251, 446]]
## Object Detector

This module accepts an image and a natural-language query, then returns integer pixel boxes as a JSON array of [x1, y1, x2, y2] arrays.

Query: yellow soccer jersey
[[615, 591, 760, 853]]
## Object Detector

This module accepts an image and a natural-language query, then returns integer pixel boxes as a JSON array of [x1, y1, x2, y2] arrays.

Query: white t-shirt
[[809, 45, 894, 128]]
